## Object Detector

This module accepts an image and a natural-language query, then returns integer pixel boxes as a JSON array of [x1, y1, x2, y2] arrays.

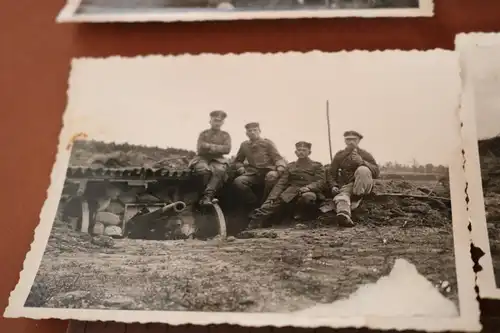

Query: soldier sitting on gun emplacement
[[321, 130, 380, 227], [231, 122, 287, 208], [188, 110, 232, 206], [247, 141, 324, 229]]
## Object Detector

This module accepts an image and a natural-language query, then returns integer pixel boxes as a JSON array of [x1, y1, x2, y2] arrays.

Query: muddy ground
[[27, 224, 456, 313], [25, 178, 458, 313]]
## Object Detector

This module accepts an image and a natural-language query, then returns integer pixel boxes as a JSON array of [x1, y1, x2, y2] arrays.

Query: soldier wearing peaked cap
[[320, 130, 380, 227], [248, 141, 324, 229], [232, 122, 287, 208], [244, 122, 259, 130], [188, 110, 232, 206], [209, 110, 227, 119], [295, 141, 311, 149]]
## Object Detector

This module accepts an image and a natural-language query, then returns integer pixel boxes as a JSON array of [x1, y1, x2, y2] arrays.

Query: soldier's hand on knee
[[237, 167, 245, 175], [299, 186, 310, 194], [331, 186, 340, 195]]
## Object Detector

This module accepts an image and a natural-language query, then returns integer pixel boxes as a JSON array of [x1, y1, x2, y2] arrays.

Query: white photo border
[[456, 35, 500, 300], [56, 0, 434, 23], [4, 52, 479, 332], [455, 32, 500, 51]]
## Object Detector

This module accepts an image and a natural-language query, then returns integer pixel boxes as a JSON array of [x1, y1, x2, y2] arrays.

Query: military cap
[[245, 122, 260, 130], [343, 130, 363, 140], [295, 141, 312, 149], [209, 110, 227, 119]]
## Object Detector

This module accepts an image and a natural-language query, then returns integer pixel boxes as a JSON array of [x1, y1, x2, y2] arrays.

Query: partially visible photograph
[[457, 36, 500, 300], [57, 0, 433, 22], [5, 52, 478, 332]]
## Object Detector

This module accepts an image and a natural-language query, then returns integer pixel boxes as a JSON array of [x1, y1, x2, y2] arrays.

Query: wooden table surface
[[1, 0, 500, 332]]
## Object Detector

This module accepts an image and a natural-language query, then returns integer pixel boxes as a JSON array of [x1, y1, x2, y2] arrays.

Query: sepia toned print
[[57, 0, 433, 22], [457, 35, 500, 300], [5, 52, 478, 332]]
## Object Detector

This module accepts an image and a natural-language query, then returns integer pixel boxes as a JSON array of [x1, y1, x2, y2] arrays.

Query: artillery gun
[[59, 162, 267, 241], [60, 164, 236, 241]]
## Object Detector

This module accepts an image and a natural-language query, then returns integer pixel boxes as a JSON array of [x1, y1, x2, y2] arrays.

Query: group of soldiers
[[188, 110, 380, 229]]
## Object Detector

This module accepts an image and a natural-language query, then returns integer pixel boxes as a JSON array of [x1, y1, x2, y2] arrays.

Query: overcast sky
[[465, 46, 500, 140], [64, 51, 461, 166]]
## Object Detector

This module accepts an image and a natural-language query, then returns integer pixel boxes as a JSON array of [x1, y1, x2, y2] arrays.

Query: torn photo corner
[[56, 0, 434, 23], [456, 34, 500, 301], [5, 51, 480, 332]]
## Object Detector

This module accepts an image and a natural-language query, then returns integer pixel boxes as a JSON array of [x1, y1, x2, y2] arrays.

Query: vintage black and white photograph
[[5, 52, 478, 331], [457, 33, 500, 300], [57, 0, 433, 22]]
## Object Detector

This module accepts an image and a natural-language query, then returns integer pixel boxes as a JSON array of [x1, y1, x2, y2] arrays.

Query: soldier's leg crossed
[[353, 166, 374, 196], [351, 166, 374, 210], [233, 174, 260, 205]]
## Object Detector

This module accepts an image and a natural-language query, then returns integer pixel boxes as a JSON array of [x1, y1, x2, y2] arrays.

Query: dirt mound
[[70, 140, 195, 168], [374, 178, 449, 197], [343, 179, 451, 228], [354, 196, 450, 228]]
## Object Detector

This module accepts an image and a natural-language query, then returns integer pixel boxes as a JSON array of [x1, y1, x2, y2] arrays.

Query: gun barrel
[[161, 201, 187, 213]]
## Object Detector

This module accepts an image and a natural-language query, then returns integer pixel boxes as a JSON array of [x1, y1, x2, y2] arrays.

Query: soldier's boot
[[317, 202, 336, 224], [336, 211, 355, 227], [199, 190, 215, 206], [247, 218, 263, 230], [247, 209, 265, 230], [293, 207, 309, 221]]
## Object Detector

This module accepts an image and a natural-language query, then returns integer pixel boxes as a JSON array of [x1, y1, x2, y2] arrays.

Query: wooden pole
[[326, 100, 333, 163]]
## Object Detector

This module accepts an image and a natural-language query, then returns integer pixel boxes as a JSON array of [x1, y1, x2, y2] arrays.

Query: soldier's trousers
[[232, 169, 279, 205], [250, 191, 317, 222], [333, 165, 373, 216], [191, 159, 228, 195]]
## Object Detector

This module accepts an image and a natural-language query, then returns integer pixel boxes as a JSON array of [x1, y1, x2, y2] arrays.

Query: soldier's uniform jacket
[[192, 129, 232, 164], [233, 138, 286, 174], [328, 148, 380, 187], [267, 158, 324, 203]]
